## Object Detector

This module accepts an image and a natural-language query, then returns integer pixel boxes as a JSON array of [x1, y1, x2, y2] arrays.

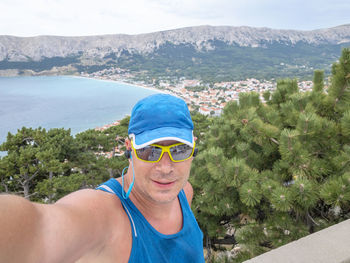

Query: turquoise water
[[0, 76, 159, 144]]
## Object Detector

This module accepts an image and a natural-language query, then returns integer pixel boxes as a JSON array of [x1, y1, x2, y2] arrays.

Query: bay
[[0, 76, 159, 144]]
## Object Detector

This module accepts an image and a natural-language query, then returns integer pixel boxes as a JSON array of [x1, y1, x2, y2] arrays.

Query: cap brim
[[130, 127, 194, 149]]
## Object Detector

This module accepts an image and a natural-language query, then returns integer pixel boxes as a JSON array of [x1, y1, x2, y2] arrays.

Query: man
[[0, 94, 205, 263]]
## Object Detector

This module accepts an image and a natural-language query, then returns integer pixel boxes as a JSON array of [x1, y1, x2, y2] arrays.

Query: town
[[82, 67, 317, 117]]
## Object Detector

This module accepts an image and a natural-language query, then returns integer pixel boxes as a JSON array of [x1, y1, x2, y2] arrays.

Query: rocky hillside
[[1, 24, 350, 80]]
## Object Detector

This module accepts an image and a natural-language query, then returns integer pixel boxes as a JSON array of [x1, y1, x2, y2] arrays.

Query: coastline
[[71, 75, 172, 95], [0, 75, 168, 146], [70, 75, 175, 131]]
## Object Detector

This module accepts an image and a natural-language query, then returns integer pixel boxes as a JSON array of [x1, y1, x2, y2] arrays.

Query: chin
[[150, 191, 179, 204]]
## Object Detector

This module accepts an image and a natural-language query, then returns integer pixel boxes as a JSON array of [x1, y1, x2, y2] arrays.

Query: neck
[[118, 170, 183, 235]]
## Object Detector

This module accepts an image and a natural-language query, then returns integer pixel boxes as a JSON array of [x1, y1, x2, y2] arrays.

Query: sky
[[1, 0, 349, 37]]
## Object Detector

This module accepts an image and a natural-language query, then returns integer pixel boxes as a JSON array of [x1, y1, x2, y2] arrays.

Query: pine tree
[[190, 48, 350, 262], [0, 127, 78, 200], [0, 115, 132, 202], [0, 127, 51, 199]]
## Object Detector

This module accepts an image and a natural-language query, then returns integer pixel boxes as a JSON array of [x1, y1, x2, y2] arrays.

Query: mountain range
[[1, 24, 350, 81]]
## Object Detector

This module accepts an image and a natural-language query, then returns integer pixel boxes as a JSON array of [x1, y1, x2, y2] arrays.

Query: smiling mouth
[[152, 180, 175, 187]]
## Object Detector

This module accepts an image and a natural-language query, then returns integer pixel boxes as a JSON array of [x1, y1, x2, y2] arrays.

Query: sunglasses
[[131, 141, 196, 163]]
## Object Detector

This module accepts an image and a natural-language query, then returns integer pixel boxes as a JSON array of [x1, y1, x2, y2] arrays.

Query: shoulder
[[55, 188, 124, 219], [55, 188, 129, 236], [57, 187, 119, 207], [38, 188, 130, 262], [182, 181, 194, 206]]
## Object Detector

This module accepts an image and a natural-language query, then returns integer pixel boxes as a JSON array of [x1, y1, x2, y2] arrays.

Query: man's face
[[128, 140, 193, 204]]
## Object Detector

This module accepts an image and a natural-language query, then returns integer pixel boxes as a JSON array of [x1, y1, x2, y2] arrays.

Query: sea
[[0, 76, 159, 146]]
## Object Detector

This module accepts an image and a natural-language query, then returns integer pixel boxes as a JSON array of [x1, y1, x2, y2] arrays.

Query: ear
[[124, 150, 131, 159], [124, 138, 132, 159], [125, 138, 132, 150], [191, 136, 198, 157], [193, 148, 198, 157]]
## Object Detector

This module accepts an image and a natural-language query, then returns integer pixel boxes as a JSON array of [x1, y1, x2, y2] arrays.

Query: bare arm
[[0, 194, 44, 263], [0, 190, 122, 263]]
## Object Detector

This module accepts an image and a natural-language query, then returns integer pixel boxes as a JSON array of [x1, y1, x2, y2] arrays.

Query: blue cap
[[128, 94, 194, 149]]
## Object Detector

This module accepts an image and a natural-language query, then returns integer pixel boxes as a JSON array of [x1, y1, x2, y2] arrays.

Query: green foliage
[[262, 91, 271, 102], [35, 173, 86, 201], [0, 115, 130, 202], [191, 111, 212, 145], [239, 182, 262, 207], [312, 70, 324, 93], [185, 86, 208, 92], [320, 173, 350, 207], [270, 187, 292, 212], [291, 178, 318, 209], [191, 49, 350, 262], [341, 111, 350, 138], [112, 41, 349, 82], [327, 49, 350, 115], [0, 55, 80, 72]]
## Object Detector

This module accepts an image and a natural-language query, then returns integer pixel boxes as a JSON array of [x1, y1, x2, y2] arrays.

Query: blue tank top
[[96, 178, 205, 263]]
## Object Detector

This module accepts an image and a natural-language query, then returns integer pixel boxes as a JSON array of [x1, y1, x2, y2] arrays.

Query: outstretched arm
[[0, 189, 118, 263], [0, 194, 44, 262]]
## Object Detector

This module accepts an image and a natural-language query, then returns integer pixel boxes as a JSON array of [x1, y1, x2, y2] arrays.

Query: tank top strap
[[96, 178, 138, 238], [96, 178, 124, 199]]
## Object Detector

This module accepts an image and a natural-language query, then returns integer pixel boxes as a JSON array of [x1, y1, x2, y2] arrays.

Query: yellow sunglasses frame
[[131, 141, 196, 163]]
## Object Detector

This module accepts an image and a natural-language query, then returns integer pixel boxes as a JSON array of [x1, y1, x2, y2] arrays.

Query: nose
[[156, 152, 174, 174]]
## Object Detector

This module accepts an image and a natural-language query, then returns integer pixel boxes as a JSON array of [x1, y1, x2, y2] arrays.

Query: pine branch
[[213, 235, 236, 245], [24, 191, 38, 199], [0, 180, 9, 193], [303, 120, 309, 134], [28, 169, 40, 181], [288, 137, 293, 152], [314, 207, 330, 222], [270, 138, 279, 145], [204, 235, 212, 260], [333, 83, 349, 109], [18, 177, 25, 186], [307, 211, 320, 226]]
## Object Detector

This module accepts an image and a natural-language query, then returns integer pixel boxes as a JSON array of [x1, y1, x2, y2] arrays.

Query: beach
[[74, 75, 172, 95]]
